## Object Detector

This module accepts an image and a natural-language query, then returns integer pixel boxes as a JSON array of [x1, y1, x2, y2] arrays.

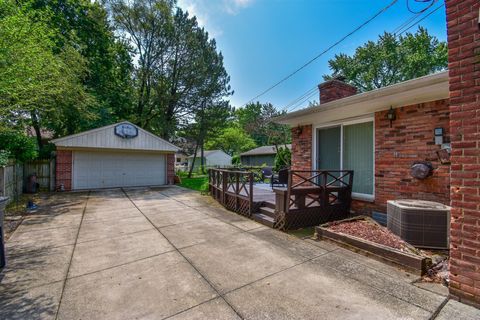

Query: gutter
[[273, 71, 449, 125]]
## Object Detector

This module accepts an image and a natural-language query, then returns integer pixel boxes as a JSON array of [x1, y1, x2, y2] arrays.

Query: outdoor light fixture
[[295, 126, 303, 135], [386, 106, 396, 127], [434, 127, 444, 145]]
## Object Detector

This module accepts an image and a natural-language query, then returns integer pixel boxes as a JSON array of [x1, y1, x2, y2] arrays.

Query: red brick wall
[[319, 79, 357, 104], [446, 0, 480, 305], [289, 100, 450, 214], [56, 150, 72, 191], [291, 125, 312, 171], [166, 153, 175, 184], [371, 99, 451, 212]]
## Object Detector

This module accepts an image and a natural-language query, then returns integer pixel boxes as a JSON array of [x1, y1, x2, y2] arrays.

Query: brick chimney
[[318, 77, 357, 104]]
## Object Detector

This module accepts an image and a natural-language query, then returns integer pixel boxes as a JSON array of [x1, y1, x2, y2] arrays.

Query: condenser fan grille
[[387, 200, 450, 249]]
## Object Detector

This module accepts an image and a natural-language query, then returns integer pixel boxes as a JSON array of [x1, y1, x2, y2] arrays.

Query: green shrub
[[231, 155, 241, 165], [0, 150, 10, 166], [0, 130, 38, 162], [274, 146, 291, 171]]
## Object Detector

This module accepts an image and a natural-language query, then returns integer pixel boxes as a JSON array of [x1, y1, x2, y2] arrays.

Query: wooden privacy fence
[[273, 170, 354, 229], [208, 168, 258, 217], [23, 159, 55, 191], [0, 162, 23, 204], [0, 159, 55, 204]]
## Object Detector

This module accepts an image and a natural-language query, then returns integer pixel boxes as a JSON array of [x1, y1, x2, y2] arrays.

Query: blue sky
[[177, 0, 447, 110]]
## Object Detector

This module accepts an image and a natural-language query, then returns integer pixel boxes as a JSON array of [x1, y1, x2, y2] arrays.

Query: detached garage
[[52, 122, 179, 191]]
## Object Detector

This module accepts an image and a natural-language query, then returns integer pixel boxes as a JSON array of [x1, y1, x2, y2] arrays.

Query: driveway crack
[[55, 190, 90, 320], [121, 188, 245, 320]]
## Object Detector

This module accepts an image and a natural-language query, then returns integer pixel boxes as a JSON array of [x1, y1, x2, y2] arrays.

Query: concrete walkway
[[1, 187, 479, 319]]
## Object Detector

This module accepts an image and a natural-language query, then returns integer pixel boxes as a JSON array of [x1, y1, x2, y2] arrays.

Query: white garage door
[[73, 151, 166, 190]]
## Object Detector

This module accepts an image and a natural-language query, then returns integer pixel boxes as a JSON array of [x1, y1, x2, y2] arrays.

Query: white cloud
[[177, 0, 254, 37], [223, 0, 255, 15]]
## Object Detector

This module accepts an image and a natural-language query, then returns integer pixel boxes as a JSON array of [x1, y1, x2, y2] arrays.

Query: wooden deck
[[209, 168, 354, 230]]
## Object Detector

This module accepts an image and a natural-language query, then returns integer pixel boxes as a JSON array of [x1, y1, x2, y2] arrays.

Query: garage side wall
[[167, 153, 175, 184], [56, 150, 72, 191]]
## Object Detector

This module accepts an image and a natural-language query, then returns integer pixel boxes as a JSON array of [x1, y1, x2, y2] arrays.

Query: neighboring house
[[52, 121, 179, 190], [188, 150, 232, 168], [175, 151, 190, 169], [240, 145, 291, 166], [26, 127, 55, 144], [274, 71, 450, 215]]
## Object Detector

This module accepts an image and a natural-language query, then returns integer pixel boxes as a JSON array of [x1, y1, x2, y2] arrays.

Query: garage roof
[[240, 145, 291, 156], [52, 121, 179, 152]]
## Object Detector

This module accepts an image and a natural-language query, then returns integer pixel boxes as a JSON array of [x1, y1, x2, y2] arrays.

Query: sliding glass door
[[316, 126, 341, 171], [316, 120, 374, 198], [343, 122, 374, 195]]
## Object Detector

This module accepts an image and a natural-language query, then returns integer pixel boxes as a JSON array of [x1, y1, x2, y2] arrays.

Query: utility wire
[[288, 90, 319, 112], [279, 0, 443, 114], [240, 0, 399, 107], [283, 85, 318, 111], [406, 0, 436, 14], [393, 11, 423, 34], [398, 2, 444, 35], [395, 0, 440, 35]]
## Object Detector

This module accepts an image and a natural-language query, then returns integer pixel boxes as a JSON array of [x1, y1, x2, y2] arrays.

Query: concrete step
[[253, 213, 275, 228], [259, 206, 276, 218]]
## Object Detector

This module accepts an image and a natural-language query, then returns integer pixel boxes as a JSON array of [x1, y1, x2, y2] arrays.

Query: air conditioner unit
[[387, 200, 451, 249]]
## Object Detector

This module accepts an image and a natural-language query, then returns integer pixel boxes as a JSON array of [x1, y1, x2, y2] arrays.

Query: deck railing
[[273, 170, 354, 229], [209, 168, 354, 230], [208, 168, 255, 217]]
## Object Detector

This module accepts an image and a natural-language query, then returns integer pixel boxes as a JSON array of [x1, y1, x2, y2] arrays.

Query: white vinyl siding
[[73, 151, 166, 190]]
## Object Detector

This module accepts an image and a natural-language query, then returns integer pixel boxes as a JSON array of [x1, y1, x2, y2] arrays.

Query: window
[[176, 158, 181, 163], [315, 120, 374, 200]]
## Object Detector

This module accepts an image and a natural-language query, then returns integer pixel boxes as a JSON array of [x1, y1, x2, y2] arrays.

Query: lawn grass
[[287, 227, 316, 239], [179, 175, 209, 193]]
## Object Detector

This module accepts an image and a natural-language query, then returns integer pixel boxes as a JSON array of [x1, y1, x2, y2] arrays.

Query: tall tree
[[108, 0, 232, 139], [236, 102, 291, 146], [185, 100, 232, 176], [0, 0, 92, 150], [205, 126, 256, 157], [324, 27, 447, 92], [18, 0, 134, 134]]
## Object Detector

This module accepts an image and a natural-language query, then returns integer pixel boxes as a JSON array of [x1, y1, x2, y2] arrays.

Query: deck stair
[[253, 205, 277, 227]]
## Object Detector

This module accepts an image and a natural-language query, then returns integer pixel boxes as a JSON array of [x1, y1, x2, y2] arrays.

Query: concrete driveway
[[1, 187, 479, 320]]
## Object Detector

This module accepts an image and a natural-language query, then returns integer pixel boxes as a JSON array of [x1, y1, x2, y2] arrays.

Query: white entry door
[[73, 151, 166, 190]]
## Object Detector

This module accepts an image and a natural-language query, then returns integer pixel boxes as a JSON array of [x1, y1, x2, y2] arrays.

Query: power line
[[392, 11, 423, 34], [398, 2, 444, 35], [240, 0, 399, 107], [284, 89, 319, 112], [283, 85, 317, 110], [279, 1, 443, 114], [394, 0, 440, 35], [288, 90, 319, 112], [406, 0, 436, 14]]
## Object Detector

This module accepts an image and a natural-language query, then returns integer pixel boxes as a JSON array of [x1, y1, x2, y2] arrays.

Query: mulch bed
[[323, 217, 450, 283], [327, 219, 412, 252]]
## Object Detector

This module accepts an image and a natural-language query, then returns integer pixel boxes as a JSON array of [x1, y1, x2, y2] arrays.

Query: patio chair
[[271, 167, 289, 188], [261, 167, 273, 182]]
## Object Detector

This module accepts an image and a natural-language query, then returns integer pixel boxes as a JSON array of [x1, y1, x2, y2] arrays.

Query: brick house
[[275, 71, 450, 215], [276, 1, 479, 305]]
